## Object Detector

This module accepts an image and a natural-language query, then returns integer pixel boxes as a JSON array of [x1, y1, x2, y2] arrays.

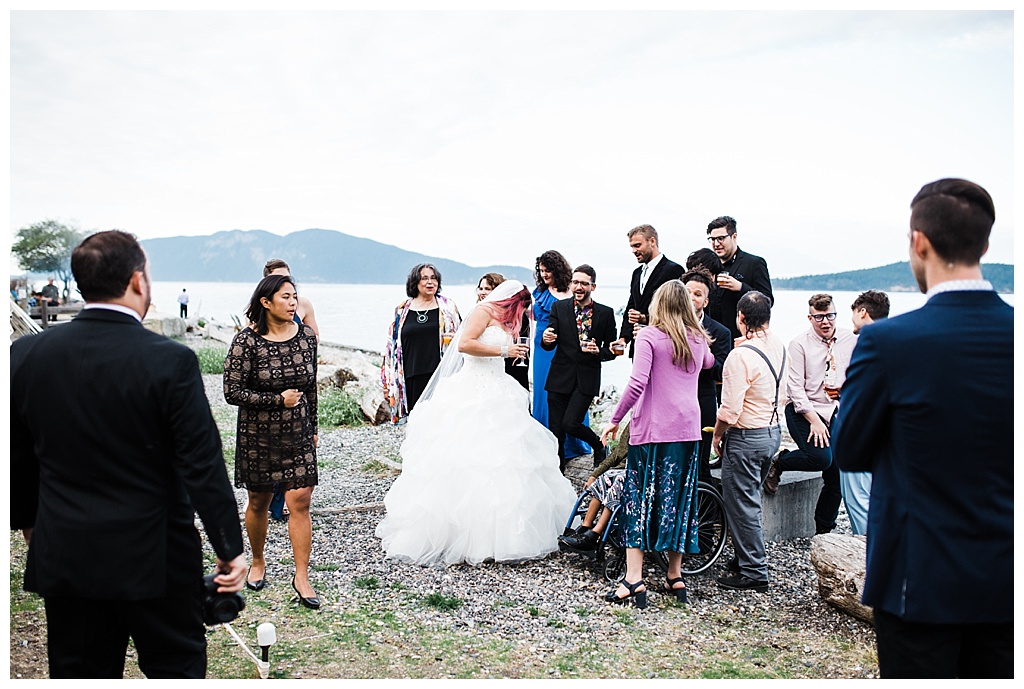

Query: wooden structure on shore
[[9, 298, 83, 338]]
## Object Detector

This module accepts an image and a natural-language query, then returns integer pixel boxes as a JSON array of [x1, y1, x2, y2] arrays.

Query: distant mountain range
[[774, 262, 1013, 294], [140, 228, 534, 285], [136, 229, 1013, 293]]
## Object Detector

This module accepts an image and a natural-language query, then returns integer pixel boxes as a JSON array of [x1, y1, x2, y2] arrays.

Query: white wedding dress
[[376, 325, 578, 566]]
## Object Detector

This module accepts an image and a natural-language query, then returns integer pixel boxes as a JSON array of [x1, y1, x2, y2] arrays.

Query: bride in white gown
[[376, 280, 578, 566]]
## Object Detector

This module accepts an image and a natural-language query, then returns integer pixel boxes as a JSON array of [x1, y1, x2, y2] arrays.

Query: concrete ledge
[[709, 468, 821, 542], [761, 471, 821, 541]]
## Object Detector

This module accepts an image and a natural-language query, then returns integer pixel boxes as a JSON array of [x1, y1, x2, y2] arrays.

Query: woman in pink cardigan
[[600, 280, 714, 608]]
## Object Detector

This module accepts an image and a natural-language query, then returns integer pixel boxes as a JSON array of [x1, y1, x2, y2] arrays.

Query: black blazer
[[541, 298, 617, 397], [832, 291, 1013, 624], [619, 256, 684, 354], [707, 247, 773, 340], [10, 308, 244, 600]]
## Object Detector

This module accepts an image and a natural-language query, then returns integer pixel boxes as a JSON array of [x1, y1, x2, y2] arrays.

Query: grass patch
[[423, 592, 463, 612], [354, 576, 380, 590], [195, 344, 228, 375], [318, 386, 365, 428]]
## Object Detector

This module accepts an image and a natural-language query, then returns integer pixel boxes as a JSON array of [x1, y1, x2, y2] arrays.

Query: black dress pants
[[781, 403, 842, 533], [547, 389, 603, 472], [43, 585, 207, 679], [697, 393, 718, 482], [873, 608, 1013, 678]]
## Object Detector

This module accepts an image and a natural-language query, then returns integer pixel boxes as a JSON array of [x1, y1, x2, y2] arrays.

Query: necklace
[[412, 299, 436, 323]]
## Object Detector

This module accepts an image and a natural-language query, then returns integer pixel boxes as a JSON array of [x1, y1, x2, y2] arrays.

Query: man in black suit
[[540, 264, 617, 473], [612, 224, 684, 357], [10, 230, 246, 679], [680, 267, 732, 478], [832, 179, 1012, 678], [705, 216, 773, 341]]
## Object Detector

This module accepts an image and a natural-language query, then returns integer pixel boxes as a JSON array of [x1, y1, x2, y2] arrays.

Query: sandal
[[666, 576, 687, 604], [604, 579, 647, 609]]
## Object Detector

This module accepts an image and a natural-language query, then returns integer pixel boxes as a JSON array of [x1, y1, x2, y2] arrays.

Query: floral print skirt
[[621, 441, 700, 554]]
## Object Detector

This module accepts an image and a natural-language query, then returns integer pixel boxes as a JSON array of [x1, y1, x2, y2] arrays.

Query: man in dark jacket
[[10, 230, 246, 678], [541, 264, 618, 472], [832, 179, 1012, 678], [705, 216, 773, 341]]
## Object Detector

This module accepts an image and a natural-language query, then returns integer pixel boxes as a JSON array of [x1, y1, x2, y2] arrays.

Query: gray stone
[[143, 311, 186, 338]]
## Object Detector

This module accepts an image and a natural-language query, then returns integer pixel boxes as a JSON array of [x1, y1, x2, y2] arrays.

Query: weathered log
[[809, 533, 874, 624]]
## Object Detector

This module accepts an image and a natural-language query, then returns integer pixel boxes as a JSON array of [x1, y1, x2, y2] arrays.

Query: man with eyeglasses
[[705, 216, 773, 342], [763, 293, 855, 536], [541, 265, 617, 473]]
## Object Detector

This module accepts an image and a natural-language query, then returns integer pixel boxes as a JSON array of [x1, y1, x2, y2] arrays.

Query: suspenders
[[737, 344, 787, 426]]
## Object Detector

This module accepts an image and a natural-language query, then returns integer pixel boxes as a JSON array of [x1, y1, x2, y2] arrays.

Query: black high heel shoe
[[666, 576, 687, 604], [604, 579, 647, 609], [245, 567, 266, 592], [291, 575, 321, 610]]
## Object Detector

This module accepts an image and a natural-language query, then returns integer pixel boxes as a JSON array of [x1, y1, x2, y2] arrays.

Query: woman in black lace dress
[[224, 274, 321, 609]]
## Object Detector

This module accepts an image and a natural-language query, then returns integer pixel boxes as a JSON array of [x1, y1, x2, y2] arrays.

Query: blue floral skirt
[[621, 441, 700, 553]]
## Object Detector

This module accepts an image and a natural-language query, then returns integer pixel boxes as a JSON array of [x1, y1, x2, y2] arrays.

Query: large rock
[[809, 533, 873, 624], [143, 310, 186, 338]]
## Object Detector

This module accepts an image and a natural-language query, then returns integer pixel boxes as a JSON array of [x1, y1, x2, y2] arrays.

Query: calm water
[[153, 281, 1014, 392]]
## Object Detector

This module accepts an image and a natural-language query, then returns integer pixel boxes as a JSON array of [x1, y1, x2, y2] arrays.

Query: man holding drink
[[705, 216, 773, 342], [764, 293, 856, 535], [541, 265, 618, 473], [613, 224, 684, 358]]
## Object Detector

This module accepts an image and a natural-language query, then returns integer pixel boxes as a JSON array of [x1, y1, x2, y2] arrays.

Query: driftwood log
[[809, 533, 874, 624]]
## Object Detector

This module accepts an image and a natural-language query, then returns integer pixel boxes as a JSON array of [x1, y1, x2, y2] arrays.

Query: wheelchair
[[559, 480, 729, 582]]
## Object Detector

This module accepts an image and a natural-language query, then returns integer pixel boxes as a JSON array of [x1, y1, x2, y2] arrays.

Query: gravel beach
[[200, 366, 879, 679]]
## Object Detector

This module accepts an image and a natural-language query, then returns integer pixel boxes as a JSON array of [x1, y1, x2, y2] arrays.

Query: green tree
[[11, 220, 85, 300]]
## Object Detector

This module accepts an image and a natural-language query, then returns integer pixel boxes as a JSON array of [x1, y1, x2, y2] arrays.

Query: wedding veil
[[416, 279, 527, 408]]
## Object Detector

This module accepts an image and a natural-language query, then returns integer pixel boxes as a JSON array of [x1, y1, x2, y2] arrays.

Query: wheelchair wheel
[[602, 550, 625, 583], [681, 482, 729, 575]]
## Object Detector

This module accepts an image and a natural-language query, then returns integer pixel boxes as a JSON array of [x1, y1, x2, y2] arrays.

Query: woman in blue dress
[[531, 250, 591, 459]]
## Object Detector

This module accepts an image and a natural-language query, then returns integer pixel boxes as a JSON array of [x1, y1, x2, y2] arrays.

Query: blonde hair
[[648, 281, 710, 369]]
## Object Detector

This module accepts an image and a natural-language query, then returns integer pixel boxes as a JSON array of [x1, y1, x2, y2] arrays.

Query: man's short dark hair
[[737, 290, 771, 330], [71, 230, 147, 302], [627, 224, 658, 242], [680, 266, 714, 292], [851, 290, 891, 321], [808, 293, 834, 312], [573, 264, 597, 283], [707, 216, 737, 235], [910, 178, 994, 266], [685, 248, 723, 275], [406, 263, 443, 299], [264, 258, 290, 277]]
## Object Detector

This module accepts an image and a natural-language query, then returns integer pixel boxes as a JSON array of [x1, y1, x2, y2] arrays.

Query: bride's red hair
[[484, 287, 532, 336]]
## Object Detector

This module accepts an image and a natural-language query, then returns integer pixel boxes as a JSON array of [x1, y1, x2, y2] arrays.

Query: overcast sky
[[9, 10, 1014, 285]]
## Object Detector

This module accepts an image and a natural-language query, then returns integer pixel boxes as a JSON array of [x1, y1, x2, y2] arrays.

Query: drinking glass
[[515, 336, 529, 367]]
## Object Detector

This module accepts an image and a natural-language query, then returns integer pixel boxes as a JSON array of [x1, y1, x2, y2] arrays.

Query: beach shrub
[[318, 386, 365, 428], [195, 344, 228, 375]]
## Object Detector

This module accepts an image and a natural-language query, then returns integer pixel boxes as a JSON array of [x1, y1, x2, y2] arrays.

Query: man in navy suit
[[541, 265, 618, 473], [612, 224, 684, 358], [832, 178, 1012, 678], [11, 231, 246, 678]]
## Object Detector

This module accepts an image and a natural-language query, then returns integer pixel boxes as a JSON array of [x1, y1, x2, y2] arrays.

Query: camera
[[202, 572, 245, 625]]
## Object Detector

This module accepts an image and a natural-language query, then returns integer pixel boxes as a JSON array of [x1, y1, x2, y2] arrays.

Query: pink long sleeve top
[[610, 325, 714, 445]]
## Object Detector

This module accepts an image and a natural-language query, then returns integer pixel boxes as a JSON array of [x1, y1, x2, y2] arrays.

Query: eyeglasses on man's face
[[809, 312, 837, 322], [570, 280, 593, 287], [708, 233, 734, 244]]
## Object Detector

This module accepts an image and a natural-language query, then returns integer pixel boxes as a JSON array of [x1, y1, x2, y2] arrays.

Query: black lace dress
[[223, 324, 319, 492]]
